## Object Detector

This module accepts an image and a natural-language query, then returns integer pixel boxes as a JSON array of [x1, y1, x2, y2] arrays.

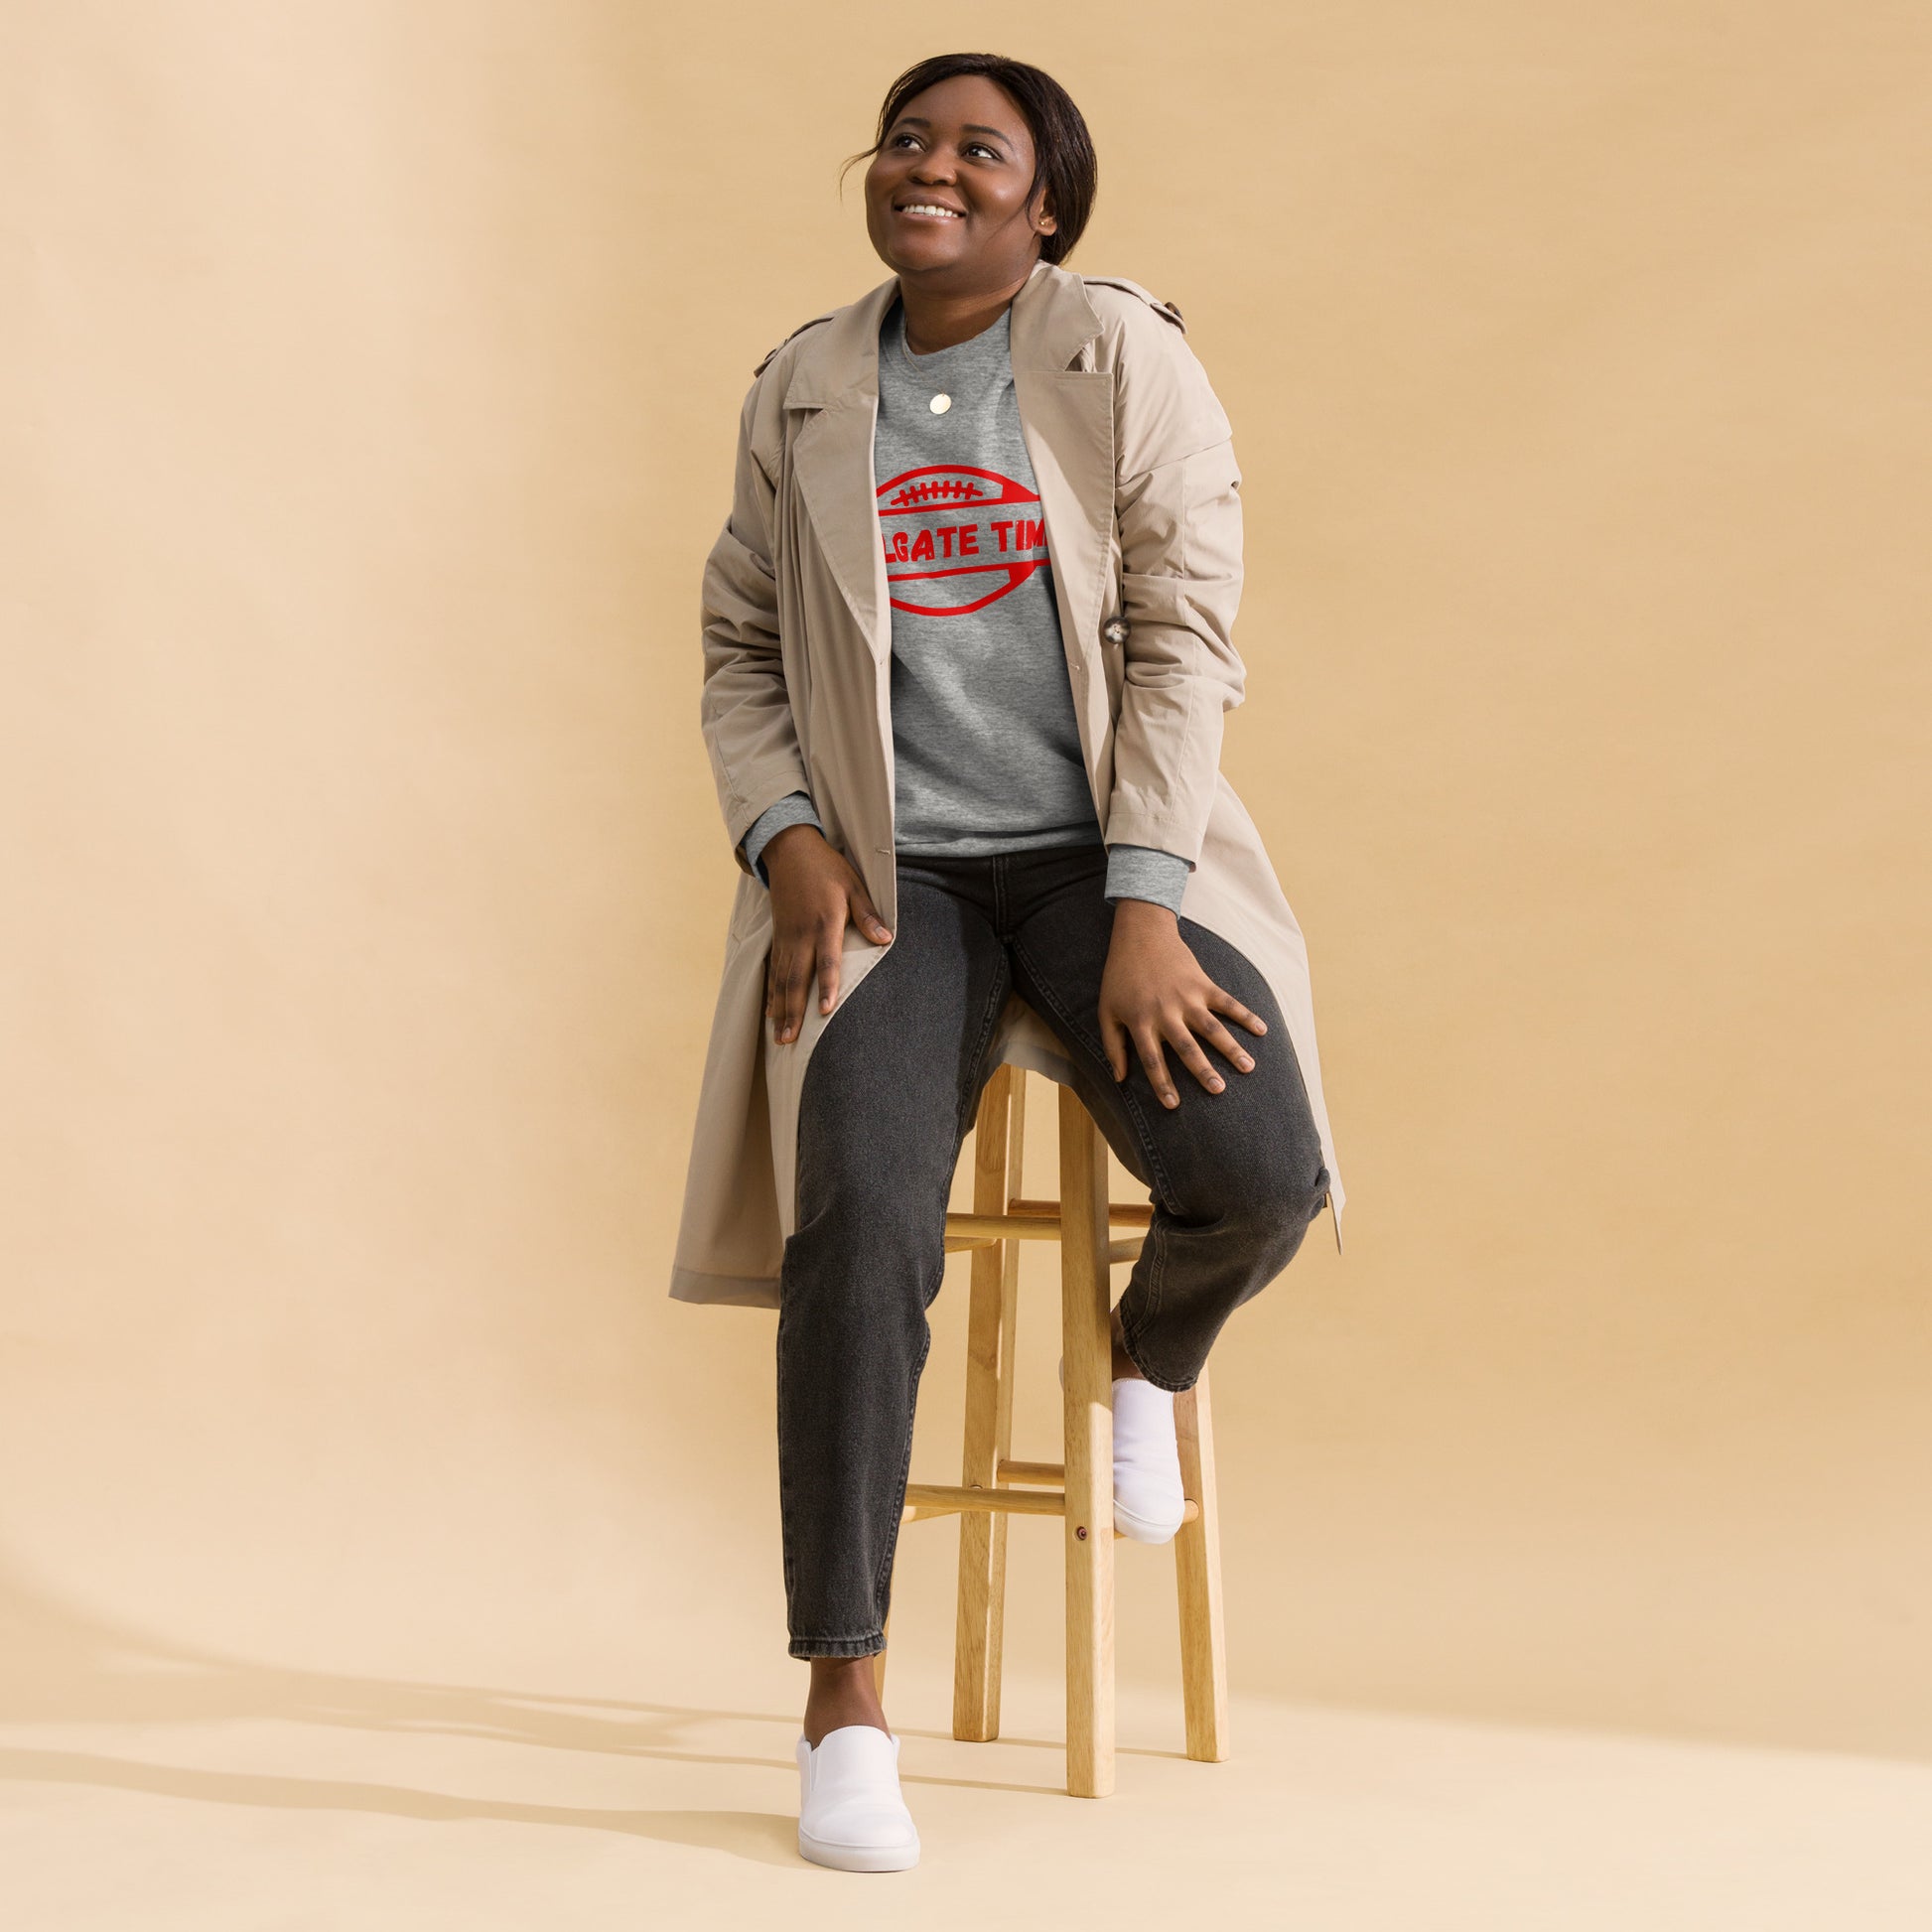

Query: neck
[[895, 261, 1040, 354]]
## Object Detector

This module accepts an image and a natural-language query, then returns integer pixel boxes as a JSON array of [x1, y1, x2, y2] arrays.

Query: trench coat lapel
[[779, 262, 1116, 740]]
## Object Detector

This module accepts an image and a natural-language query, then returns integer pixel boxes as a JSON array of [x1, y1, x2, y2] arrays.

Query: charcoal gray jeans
[[776, 841, 1329, 1660]]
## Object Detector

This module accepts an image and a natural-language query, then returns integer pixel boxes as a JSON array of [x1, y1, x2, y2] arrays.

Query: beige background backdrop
[[4, 2, 1928, 1924]]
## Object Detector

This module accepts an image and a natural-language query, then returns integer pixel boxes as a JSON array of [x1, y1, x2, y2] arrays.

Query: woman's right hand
[[760, 826, 894, 1044]]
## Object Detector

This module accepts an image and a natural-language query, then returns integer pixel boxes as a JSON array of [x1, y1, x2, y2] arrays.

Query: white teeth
[[901, 204, 961, 217]]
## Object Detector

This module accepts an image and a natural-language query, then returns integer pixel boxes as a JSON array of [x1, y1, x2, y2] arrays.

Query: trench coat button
[[1102, 617, 1129, 645]]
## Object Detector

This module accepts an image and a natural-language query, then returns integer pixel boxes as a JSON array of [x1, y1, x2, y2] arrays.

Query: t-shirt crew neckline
[[886, 296, 1011, 373]]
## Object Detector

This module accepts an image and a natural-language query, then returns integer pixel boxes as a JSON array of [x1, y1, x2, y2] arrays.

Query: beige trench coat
[[670, 257, 1344, 1308]]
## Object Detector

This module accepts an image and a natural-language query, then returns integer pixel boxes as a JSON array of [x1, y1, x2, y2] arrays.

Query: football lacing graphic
[[887, 478, 988, 509]]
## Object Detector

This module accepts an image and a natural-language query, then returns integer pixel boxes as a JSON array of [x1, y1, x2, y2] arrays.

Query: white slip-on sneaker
[[1058, 1353, 1189, 1544], [795, 1724, 920, 1872]]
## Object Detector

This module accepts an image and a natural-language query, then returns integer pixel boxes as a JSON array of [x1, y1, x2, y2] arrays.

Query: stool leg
[[1173, 1367, 1231, 1760], [955, 1064, 1024, 1741], [874, 1608, 891, 1701], [1058, 1085, 1116, 1798]]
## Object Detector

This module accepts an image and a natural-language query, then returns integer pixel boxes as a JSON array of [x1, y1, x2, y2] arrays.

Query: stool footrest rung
[[903, 1480, 1063, 1518], [1006, 1195, 1156, 1226], [998, 1457, 1064, 1484], [900, 1479, 1200, 1531], [943, 1215, 1145, 1265], [944, 1236, 1144, 1264], [943, 1210, 1059, 1242], [944, 1204, 1153, 1243]]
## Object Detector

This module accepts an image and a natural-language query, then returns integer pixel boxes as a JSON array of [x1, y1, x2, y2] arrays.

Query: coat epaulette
[[753, 311, 837, 377], [1079, 274, 1186, 333]]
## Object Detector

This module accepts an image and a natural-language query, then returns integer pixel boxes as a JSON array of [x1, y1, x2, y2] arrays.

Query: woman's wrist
[[1110, 896, 1179, 930], [761, 822, 824, 872]]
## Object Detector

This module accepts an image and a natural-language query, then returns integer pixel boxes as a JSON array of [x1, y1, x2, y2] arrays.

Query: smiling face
[[864, 72, 1057, 287]]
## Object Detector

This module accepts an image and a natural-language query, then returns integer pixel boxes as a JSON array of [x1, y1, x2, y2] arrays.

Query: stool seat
[[877, 994, 1231, 1799]]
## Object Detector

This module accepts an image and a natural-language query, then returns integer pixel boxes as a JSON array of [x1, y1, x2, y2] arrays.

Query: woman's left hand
[[1098, 900, 1269, 1107]]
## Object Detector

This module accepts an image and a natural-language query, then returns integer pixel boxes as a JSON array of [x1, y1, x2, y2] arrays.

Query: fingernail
[[1209, 1078, 1224, 1092], [1237, 1055, 1253, 1070]]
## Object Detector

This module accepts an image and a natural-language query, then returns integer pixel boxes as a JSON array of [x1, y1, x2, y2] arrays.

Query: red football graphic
[[878, 465, 1051, 617]]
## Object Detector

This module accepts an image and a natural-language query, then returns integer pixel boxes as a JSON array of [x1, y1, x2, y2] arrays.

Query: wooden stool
[[877, 993, 1230, 1798]]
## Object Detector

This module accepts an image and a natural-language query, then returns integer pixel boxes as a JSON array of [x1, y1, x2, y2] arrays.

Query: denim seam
[[1113, 1210, 1189, 1386], [868, 1321, 932, 1632], [1133, 1203, 1172, 1337], [775, 1298, 794, 1606], [953, 954, 1016, 1149]]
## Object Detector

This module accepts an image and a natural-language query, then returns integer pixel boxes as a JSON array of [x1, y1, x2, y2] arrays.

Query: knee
[[784, 1173, 950, 1320], [795, 1154, 947, 1248], [1217, 1155, 1329, 1270]]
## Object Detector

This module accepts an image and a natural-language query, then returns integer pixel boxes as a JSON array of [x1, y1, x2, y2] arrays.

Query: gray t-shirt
[[741, 294, 1190, 912]]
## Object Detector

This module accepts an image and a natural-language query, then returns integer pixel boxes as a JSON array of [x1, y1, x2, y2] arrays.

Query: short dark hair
[[840, 54, 1098, 264]]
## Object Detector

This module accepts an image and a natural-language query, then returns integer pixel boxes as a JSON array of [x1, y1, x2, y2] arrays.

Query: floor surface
[[6, 1655, 1928, 1930]]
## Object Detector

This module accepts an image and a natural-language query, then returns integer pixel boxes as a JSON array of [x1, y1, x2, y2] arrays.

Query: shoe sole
[[798, 1827, 921, 1871]]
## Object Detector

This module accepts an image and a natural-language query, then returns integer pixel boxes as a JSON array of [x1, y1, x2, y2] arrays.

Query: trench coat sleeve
[[699, 375, 813, 878], [1102, 310, 1248, 871]]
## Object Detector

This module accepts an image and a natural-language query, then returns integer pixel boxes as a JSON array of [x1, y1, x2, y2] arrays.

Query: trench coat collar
[[779, 256, 1104, 408]]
